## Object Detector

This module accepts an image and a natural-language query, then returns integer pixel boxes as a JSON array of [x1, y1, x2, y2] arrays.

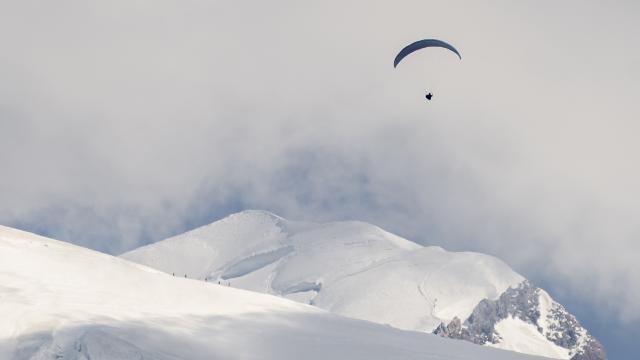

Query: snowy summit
[[123, 210, 606, 360]]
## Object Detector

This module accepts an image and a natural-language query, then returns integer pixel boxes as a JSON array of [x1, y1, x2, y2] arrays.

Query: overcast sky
[[1, 1, 638, 358]]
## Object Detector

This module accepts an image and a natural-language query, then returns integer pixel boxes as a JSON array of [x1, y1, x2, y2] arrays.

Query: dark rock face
[[546, 300, 580, 348], [573, 338, 607, 360], [433, 317, 477, 343], [433, 281, 607, 360]]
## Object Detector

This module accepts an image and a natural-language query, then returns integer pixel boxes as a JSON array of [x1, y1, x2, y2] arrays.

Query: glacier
[[122, 210, 607, 360]]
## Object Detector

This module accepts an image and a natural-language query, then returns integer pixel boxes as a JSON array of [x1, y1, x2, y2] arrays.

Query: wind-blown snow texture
[[0, 224, 551, 360], [122, 210, 606, 360]]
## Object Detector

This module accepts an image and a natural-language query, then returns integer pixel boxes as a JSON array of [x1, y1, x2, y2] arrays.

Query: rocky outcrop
[[572, 338, 606, 360], [433, 281, 606, 360], [433, 317, 476, 343]]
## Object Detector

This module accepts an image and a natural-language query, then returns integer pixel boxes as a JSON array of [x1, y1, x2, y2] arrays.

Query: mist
[[1, 1, 639, 339]]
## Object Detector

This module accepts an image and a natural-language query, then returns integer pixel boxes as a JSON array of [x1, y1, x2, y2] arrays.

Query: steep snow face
[[0, 225, 550, 360], [490, 317, 571, 359], [122, 210, 524, 332]]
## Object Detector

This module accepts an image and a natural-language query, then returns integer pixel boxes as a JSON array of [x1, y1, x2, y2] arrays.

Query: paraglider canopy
[[393, 39, 461, 68]]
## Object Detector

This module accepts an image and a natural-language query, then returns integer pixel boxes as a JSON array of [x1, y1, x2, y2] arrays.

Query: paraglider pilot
[[393, 39, 461, 100]]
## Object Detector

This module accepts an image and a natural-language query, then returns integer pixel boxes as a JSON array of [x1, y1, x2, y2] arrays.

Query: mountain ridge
[[122, 210, 606, 360]]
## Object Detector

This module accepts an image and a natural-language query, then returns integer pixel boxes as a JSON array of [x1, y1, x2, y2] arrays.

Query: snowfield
[[0, 224, 550, 360], [122, 210, 604, 359], [123, 210, 524, 331]]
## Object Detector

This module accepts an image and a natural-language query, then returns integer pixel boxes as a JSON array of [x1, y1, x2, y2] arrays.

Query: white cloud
[[1, 0, 639, 322]]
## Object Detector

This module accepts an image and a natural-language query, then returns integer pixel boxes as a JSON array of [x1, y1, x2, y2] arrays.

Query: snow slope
[[0, 224, 551, 360], [122, 210, 523, 331], [490, 317, 571, 358], [122, 210, 605, 360]]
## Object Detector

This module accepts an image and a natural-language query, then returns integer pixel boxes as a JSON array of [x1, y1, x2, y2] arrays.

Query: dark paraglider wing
[[393, 39, 461, 68]]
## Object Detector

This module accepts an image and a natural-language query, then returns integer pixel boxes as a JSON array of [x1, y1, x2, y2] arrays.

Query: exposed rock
[[433, 317, 476, 343], [433, 281, 606, 360], [572, 338, 607, 360]]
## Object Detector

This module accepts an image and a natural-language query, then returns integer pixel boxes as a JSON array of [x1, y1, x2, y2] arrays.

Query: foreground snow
[[122, 210, 604, 359], [0, 225, 549, 360]]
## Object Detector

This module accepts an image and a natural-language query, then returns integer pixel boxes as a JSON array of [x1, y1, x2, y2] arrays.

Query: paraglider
[[393, 39, 461, 68], [394, 39, 461, 101]]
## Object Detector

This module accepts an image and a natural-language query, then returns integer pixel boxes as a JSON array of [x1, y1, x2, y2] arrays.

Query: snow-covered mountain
[[122, 210, 606, 360], [1, 224, 551, 360]]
